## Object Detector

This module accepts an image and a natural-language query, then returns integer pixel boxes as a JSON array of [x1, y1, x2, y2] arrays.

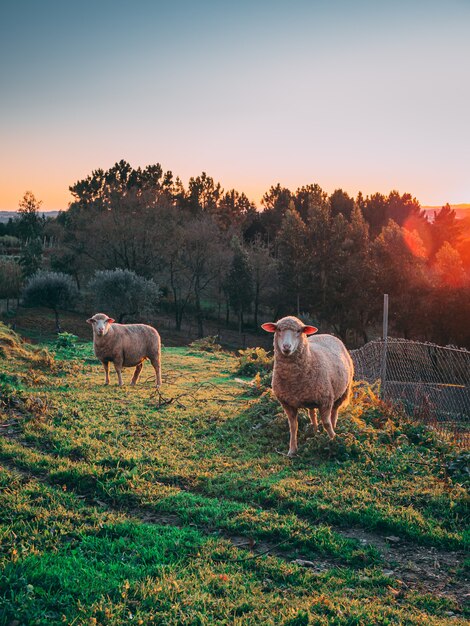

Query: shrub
[[189, 336, 222, 352], [22, 271, 79, 332], [88, 269, 160, 323], [55, 332, 81, 359], [56, 332, 79, 351], [0, 258, 22, 306], [444, 450, 470, 486], [236, 347, 273, 377]]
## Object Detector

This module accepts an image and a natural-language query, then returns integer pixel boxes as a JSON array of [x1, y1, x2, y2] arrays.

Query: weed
[[189, 336, 222, 352], [236, 346, 273, 377]]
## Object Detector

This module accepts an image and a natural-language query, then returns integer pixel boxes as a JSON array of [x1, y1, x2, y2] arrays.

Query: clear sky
[[1, 0, 469, 211]]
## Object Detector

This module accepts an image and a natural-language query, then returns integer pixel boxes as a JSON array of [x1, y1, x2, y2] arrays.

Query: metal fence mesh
[[351, 339, 470, 447]]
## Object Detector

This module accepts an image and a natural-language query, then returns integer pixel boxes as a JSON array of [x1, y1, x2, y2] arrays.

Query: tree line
[[1, 160, 469, 347]]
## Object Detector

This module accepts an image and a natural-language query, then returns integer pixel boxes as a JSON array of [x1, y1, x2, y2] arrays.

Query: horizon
[[1, 189, 469, 214], [1, 0, 469, 212]]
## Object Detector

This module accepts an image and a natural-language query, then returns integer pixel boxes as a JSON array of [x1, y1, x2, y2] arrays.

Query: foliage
[[55, 331, 79, 355], [55, 331, 79, 350], [0, 234, 21, 249], [17, 191, 45, 240], [0, 258, 22, 302], [39, 161, 470, 347], [444, 450, 470, 487], [22, 271, 79, 332], [88, 269, 160, 323], [189, 335, 222, 352], [19, 238, 43, 278], [236, 346, 273, 377], [225, 238, 253, 331]]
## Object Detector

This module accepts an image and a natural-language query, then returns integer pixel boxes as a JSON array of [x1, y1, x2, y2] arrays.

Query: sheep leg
[[102, 361, 110, 385], [319, 404, 336, 439], [130, 363, 143, 386], [282, 403, 299, 457], [113, 360, 124, 386], [150, 354, 161, 389], [331, 405, 339, 429], [332, 385, 350, 429], [308, 408, 319, 433]]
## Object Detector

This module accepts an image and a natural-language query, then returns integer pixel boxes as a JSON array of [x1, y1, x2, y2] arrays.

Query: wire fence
[[351, 338, 470, 447]]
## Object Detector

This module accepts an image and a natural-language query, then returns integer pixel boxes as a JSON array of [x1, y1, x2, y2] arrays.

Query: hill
[[0, 324, 468, 624], [422, 204, 470, 220], [0, 210, 60, 223]]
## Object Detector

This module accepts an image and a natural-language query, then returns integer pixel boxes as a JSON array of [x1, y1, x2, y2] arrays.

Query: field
[[0, 324, 468, 625]]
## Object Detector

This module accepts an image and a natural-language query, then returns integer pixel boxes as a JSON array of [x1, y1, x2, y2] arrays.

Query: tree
[[276, 204, 308, 316], [434, 242, 466, 289], [247, 237, 278, 327], [22, 271, 79, 332], [181, 216, 226, 337], [372, 221, 431, 338], [185, 172, 222, 215], [304, 202, 351, 331], [17, 191, 44, 241], [294, 184, 328, 223], [337, 207, 376, 342], [19, 238, 43, 278], [387, 191, 426, 227], [360, 192, 389, 237], [63, 161, 180, 282], [329, 189, 355, 220], [0, 259, 22, 310], [260, 184, 293, 242], [88, 269, 160, 323], [216, 189, 257, 231], [225, 239, 254, 333], [430, 205, 463, 258]]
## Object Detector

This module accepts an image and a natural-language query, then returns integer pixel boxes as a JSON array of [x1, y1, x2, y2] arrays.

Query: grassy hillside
[[0, 324, 468, 625]]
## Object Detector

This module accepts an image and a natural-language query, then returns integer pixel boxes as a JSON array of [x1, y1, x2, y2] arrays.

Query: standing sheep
[[87, 313, 162, 388], [262, 316, 354, 456]]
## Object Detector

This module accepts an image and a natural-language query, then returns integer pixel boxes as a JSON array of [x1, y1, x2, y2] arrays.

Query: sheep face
[[86, 313, 115, 337], [262, 317, 317, 356]]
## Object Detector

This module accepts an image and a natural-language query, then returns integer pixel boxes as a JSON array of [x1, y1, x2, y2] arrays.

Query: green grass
[[0, 323, 468, 625]]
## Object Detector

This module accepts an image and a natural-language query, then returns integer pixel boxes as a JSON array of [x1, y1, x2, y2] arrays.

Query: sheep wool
[[262, 316, 354, 456], [87, 313, 161, 388]]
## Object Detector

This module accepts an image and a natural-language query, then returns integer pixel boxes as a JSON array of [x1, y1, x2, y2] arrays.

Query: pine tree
[[225, 239, 254, 333]]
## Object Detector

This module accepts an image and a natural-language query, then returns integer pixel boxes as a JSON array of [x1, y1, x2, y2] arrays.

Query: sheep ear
[[107, 318, 115, 324], [261, 323, 277, 333], [302, 325, 318, 335], [86, 318, 94, 325]]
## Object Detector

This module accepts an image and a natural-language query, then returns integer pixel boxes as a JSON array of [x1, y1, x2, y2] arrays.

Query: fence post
[[380, 294, 389, 399]]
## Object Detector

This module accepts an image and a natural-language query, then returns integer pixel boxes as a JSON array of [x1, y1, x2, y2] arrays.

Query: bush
[[189, 336, 222, 352], [88, 269, 160, 323], [236, 347, 273, 377], [55, 332, 80, 358], [22, 271, 79, 332], [0, 258, 22, 304], [444, 450, 470, 486]]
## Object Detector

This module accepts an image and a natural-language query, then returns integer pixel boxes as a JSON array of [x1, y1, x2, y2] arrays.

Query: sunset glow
[[1, 0, 469, 211]]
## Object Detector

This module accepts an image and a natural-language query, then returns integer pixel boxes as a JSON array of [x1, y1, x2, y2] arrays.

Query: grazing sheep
[[262, 316, 354, 456], [87, 313, 161, 388]]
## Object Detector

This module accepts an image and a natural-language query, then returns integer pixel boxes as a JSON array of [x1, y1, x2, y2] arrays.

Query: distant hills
[[422, 204, 470, 220], [0, 210, 60, 224]]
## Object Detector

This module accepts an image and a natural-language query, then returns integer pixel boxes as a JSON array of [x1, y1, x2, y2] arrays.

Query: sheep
[[262, 316, 354, 456], [86, 313, 161, 388]]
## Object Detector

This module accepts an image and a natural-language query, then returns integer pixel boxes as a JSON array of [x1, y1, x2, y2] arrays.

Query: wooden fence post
[[381, 294, 389, 399]]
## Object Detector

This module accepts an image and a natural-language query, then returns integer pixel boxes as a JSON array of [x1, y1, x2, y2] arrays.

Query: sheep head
[[262, 316, 317, 356], [86, 313, 115, 337]]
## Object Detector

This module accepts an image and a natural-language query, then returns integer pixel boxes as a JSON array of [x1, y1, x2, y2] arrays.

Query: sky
[[1, 0, 469, 211]]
